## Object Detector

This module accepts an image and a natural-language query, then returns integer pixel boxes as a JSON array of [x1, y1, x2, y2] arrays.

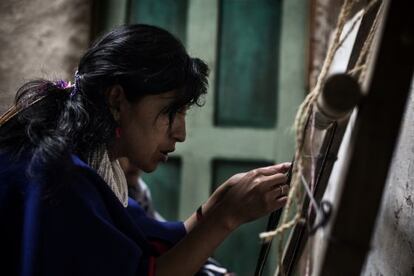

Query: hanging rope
[[263, 0, 357, 242], [255, 0, 383, 275], [349, 2, 383, 82]]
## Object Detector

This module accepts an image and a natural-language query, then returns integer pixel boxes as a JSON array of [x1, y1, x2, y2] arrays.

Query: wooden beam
[[278, 5, 381, 269], [318, 0, 414, 274]]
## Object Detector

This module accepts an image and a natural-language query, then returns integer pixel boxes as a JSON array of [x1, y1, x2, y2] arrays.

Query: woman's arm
[[155, 162, 290, 276], [155, 203, 234, 276]]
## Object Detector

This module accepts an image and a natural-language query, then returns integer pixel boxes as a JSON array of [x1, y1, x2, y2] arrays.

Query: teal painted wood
[[215, 0, 281, 128], [212, 159, 272, 276], [216, 218, 269, 276], [211, 159, 272, 191], [129, 0, 188, 43], [92, 0, 129, 38], [141, 158, 182, 220]]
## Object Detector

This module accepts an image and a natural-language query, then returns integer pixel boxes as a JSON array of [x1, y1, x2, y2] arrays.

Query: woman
[[0, 24, 290, 276]]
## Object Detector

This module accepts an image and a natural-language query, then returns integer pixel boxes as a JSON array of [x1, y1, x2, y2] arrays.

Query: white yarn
[[87, 146, 129, 207]]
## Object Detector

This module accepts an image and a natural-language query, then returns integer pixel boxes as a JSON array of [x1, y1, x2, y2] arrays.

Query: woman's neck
[[107, 142, 122, 162]]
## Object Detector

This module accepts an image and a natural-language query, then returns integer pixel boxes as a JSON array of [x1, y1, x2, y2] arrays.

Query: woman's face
[[116, 90, 186, 173]]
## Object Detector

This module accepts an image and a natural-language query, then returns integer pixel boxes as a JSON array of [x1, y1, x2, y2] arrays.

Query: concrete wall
[[361, 81, 414, 276], [0, 0, 91, 113]]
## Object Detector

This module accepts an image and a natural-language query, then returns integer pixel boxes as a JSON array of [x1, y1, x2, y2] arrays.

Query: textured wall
[[362, 81, 414, 276], [0, 0, 91, 113]]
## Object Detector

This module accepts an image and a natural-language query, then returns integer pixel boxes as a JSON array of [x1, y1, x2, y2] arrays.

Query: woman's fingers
[[255, 174, 290, 213], [254, 162, 291, 176], [273, 196, 288, 209], [217, 162, 292, 225], [271, 184, 290, 198], [260, 173, 288, 191], [263, 193, 289, 213]]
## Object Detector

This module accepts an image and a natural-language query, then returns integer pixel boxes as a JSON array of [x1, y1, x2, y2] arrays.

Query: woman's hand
[[160, 162, 291, 276], [204, 162, 291, 231]]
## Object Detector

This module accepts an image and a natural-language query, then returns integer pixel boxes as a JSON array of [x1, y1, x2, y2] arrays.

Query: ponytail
[[0, 78, 88, 174]]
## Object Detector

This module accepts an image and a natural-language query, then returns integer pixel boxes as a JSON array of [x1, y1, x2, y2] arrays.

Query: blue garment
[[0, 153, 186, 276]]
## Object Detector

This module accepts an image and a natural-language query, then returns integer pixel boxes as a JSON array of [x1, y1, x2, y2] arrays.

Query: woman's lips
[[160, 148, 174, 162], [160, 152, 168, 162]]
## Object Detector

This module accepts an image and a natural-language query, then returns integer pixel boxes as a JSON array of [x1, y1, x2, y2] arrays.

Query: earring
[[115, 127, 122, 138]]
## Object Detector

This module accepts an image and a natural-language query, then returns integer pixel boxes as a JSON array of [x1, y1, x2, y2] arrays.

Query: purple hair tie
[[54, 79, 73, 90]]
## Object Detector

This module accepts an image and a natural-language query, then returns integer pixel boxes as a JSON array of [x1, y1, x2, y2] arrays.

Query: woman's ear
[[105, 85, 125, 122]]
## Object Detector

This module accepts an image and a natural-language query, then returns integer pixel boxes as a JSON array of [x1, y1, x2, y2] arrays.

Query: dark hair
[[0, 24, 209, 172]]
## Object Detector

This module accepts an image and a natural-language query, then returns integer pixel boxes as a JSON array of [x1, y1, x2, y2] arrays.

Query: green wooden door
[[98, 0, 307, 275]]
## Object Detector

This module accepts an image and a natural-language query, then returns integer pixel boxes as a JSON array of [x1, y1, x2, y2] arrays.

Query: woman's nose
[[171, 114, 186, 142]]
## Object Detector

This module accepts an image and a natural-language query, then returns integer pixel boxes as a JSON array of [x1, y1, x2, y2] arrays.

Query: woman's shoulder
[[0, 151, 30, 175], [0, 151, 109, 209], [0, 151, 90, 174], [0, 150, 154, 244], [0, 151, 97, 185], [70, 154, 93, 170]]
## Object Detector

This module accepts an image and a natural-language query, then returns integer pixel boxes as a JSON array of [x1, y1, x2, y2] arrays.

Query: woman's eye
[[161, 106, 173, 115]]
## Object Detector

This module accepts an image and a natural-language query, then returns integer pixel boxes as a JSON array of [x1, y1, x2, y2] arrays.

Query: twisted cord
[[253, 0, 382, 275]]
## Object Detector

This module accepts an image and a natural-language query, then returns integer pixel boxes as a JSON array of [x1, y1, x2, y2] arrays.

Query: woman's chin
[[140, 162, 159, 173]]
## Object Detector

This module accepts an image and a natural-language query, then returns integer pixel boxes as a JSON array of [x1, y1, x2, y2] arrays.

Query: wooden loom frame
[[273, 0, 414, 275]]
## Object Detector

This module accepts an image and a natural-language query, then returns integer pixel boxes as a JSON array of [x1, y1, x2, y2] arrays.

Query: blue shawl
[[0, 153, 186, 276]]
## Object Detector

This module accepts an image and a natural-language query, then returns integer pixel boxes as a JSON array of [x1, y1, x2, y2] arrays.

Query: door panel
[[141, 158, 182, 221], [129, 0, 188, 43], [215, 0, 281, 128]]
